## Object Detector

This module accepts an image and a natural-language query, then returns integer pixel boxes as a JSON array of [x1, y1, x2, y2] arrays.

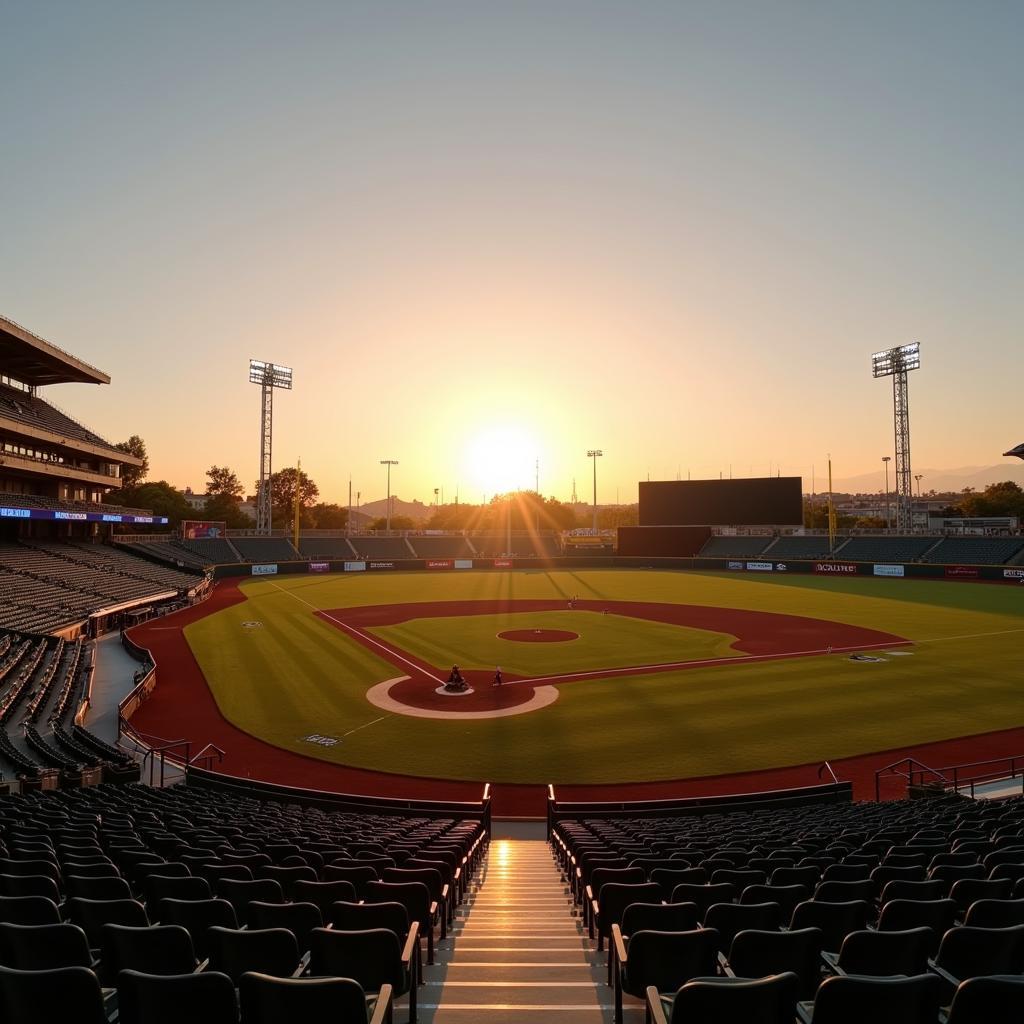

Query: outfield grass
[[184, 570, 1024, 784]]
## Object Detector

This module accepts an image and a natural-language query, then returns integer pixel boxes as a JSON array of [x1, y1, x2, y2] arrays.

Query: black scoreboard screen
[[638, 477, 803, 527]]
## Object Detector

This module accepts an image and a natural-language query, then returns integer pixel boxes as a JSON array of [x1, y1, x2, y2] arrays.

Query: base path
[[127, 579, 1024, 817]]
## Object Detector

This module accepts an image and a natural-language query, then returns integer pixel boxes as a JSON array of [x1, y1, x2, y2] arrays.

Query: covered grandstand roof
[[1005, 442, 1024, 460], [0, 314, 110, 386]]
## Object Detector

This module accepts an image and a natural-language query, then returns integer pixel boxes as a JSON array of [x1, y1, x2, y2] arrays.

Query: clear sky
[[1, 1, 1021, 506]]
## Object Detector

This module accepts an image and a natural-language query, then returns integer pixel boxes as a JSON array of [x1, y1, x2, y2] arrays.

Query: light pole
[[587, 450, 603, 533], [380, 460, 398, 532], [882, 456, 891, 530], [915, 474, 923, 498]]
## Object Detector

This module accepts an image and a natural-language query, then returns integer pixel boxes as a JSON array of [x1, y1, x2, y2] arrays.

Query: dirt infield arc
[[126, 579, 1024, 817], [315, 598, 908, 716]]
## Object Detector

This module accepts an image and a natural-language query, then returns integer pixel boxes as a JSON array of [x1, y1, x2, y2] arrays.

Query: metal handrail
[[188, 743, 225, 772], [817, 761, 840, 786], [874, 756, 950, 801]]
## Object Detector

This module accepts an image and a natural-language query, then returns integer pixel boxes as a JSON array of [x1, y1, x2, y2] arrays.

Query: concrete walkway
[[87, 632, 143, 745], [417, 837, 629, 1024]]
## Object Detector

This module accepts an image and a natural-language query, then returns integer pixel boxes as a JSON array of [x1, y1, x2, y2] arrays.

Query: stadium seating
[[767, 535, 848, 559], [470, 533, 561, 557], [923, 537, 1024, 565], [834, 536, 939, 562], [170, 538, 240, 565], [0, 781, 485, 1023], [230, 537, 301, 563], [297, 536, 357, 559], [347, 536, 414, 560], [0, 629, 135, 782], [553, 790, 1024, 1023], [0, 542, 201, 632], [407, 536, 474, 559], [0, 383, 116, 452], [0, 490, 151, 517], [698, 536, 772, 558]]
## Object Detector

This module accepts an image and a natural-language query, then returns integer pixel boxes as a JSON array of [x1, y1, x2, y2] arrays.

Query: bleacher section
[[768, 535, 848, 559], [923, 536, 1024, 565], [0, 542, 201, 633], [0, 781, 486, 1022], [0, 630, 135, 782], [553, 791, 1024, 1023], [229, 537, 301, 563], [698, 536, 772, 558], [471, 533, 561, 557], [171, 537, 241, 566], [838, 536, 939, 563], [408, 535, 475, 559], [297, 536, 357, 559], [347, 536, 413, 560], [0, 382, 115, 450], [0, 490, 151, 517]]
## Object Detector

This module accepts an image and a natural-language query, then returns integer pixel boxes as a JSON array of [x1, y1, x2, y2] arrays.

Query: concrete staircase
[[418, 835, 632, 1023]]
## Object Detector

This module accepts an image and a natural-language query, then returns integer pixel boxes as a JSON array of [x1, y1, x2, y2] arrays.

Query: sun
[[463, 424, 538, 497]]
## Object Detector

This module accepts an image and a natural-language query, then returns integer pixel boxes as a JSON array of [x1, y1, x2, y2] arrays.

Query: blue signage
[[0, 507, 168, 525]]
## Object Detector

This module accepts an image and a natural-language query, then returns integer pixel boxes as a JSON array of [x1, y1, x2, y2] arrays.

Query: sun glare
[[463, 424, 538, 498]]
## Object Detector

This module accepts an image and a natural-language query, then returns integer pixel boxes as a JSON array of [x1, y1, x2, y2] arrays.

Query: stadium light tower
[[587, 450, 603, 532], [249, 360, 292, 535], [380, 459, 398, 531], [881, 456, 891, 530], [872, 343, 921, 532]]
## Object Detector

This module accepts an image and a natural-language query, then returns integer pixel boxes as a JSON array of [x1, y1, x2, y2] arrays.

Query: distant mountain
[[828, 463, 1024, 495], [356, 495, 432, 523]]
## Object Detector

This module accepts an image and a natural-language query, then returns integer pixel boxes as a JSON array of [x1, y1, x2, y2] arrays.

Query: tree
[[115, 435, 149, 489], [266, 467, 319, 526], [106, 480, 192, 527], [203, 492, 254, 529], [958, 481, 1024, 518], [205, 465, 244, 501], [310, 503, 348, 530]]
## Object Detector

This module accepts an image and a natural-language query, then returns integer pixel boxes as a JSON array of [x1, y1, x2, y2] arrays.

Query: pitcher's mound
[[497, 629, 579, 643]]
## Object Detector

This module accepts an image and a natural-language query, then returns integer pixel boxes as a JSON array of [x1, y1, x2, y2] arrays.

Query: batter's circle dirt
[[498, 629, 579, 643]]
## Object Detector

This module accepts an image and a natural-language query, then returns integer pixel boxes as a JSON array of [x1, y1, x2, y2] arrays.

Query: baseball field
[[179, 569, 1024, 786]]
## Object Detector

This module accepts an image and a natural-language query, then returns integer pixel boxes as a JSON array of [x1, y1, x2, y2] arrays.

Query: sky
[[1, 1, 1021, 507]]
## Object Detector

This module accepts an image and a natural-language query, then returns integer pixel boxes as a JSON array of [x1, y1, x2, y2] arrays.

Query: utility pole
[[380, 459, 398, 532], [587, 449, 603, 533]]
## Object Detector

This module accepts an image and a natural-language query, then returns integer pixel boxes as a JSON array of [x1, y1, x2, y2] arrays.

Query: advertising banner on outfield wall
[[874, 564, 905, 577], [945, 565, 980, 579], [493, 559, 513, 568], [814, 562, 858, 575], [1004, 568, 1024, 579], [308, 562, 330, 573], [343, 561, 367, 572], [369, 561, 396, 570], [746, 561, 774, 571], [727, 561, 744, 570], [454, 559, 473, 569], [427, 559, 453, 569], [251, 564, 278, 576]]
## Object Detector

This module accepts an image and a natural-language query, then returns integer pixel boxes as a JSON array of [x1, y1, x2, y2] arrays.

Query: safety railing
[[874, 757, 950, 801]]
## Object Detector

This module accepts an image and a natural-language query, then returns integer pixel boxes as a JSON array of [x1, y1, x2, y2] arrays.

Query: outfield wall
[[208, 555, 1024, 585]]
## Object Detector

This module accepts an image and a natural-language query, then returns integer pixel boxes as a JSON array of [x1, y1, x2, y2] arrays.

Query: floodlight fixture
[[250, 359, 294, 534], [248, 360, 293, 389], [871, 343, 921, 531]]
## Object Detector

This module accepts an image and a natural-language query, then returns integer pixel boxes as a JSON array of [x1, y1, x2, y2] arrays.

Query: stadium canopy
[[1005, 442, 1024, 460], [0, 314, 110, 386]]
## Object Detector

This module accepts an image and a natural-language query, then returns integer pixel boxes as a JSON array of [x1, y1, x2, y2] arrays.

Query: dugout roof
[[0, 314, 110, 386]]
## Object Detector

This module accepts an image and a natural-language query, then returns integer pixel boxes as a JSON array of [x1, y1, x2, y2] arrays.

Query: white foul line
[[267, 580, 444, 684], [342, 714, 391, 738]]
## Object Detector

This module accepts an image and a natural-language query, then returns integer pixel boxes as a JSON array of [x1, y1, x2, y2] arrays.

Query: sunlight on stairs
[[418, 837, 639, 1023]]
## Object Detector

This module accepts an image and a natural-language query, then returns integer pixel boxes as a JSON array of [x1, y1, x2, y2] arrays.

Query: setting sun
[[462, 425, 539, 499]]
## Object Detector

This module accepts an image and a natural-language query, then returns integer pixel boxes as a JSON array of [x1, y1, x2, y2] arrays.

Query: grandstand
[[924, 536, 1024, 566], [837, 536, 940, 563], [698, 535, 773, 558], [766, 535, 847, 560], [347, 535, 415, 560], [297, 536, 357, 559], [229, 537, 301, 563], [407, 535, 475, 559]]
